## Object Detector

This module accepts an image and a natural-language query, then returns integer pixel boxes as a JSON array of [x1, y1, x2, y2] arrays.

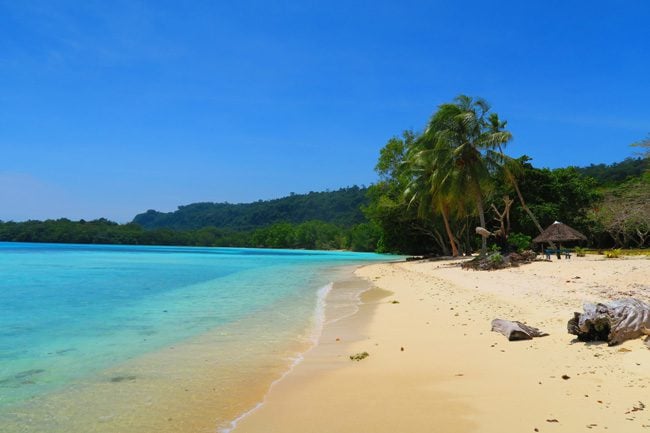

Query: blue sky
[[1, 1, 649, 222]]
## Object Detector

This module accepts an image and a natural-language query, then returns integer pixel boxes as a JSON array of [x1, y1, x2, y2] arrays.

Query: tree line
[[363, 95, 649, 255], [0, 218, 381, 252]]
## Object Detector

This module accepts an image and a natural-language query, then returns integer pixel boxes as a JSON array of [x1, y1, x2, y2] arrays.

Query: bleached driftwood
[[567, 298, 650, 346], [491, 319, 549, 341]]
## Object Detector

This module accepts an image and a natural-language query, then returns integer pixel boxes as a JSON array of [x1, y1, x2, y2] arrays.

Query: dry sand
[[233, 255, 650, 433]]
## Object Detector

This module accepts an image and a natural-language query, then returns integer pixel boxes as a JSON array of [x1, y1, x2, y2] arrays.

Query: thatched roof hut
[[533, 221, 587, 243]]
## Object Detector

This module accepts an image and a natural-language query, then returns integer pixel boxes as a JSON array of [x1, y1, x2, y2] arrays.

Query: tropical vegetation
[[364, 95, 649, 255], [0, 217, 381, 251]]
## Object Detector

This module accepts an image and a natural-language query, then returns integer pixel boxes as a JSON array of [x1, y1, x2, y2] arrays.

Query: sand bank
[[234, 255, 650, 432]]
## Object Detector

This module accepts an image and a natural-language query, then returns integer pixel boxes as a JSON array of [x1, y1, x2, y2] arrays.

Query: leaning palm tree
[[404, 142, 460, 256], [431, 95, 511, 255]]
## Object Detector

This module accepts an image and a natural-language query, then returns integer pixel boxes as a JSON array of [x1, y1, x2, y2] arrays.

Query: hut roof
[[533, 221, 588, 243]]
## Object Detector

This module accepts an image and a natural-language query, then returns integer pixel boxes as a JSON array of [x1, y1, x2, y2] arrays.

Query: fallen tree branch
[[491, 319, 549, 341], [567, 298, 650, 346]]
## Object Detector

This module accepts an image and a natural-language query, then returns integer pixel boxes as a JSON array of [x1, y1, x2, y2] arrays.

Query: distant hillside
[[132, 186, 369, 230], [575, 157, 648, 186]]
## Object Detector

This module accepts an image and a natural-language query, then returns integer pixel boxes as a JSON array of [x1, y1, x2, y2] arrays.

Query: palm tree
[[431, 95, 511, 255], [405, 143, 459, 256]]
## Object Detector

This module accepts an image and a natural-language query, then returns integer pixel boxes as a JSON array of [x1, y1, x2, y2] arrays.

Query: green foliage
[[424, 95, 513, 255], [0, 187, 385, 252], [500, 160, 602, 239], [365, 95, 515, 256], [133, 186, 368, 230], [375, 132, 413, 182], [0, 219, 373, 252], [363, 133, 447, 255], [488, 253, 504, 265], [508, 232, 531, 252], [604, 249, 622, 258], [617, 249, 650, 256], [574, 247, 586, 257], [348, 222, 382, 252], [575, 157, 648, 186], [364, 182, 444, 255], [365, 96, 646, 256]]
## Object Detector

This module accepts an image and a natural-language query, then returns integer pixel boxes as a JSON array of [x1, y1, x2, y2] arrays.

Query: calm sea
[[0, 242, 392, 433]]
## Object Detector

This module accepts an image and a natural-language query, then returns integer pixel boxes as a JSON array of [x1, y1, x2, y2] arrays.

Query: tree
[[365, 131, 446, 255], [427, 95, 512, 255], [487, 114, 545, 238], [348, 222, 381, 252], [589, 178, 650, 247], [632, 134, 650, 159], [405, 126, 460, 256]]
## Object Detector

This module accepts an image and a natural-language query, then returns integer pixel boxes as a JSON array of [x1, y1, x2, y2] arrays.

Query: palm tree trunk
[[441, 204, 458, 257]]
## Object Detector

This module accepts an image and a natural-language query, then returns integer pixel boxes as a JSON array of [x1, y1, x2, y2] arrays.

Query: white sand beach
[[234, 255, 650, 432]]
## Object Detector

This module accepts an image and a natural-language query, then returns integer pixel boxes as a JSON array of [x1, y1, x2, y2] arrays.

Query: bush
[[604, 248, 622, 258], [574, 246, 587, 257], [508, 232, 532, 252], [488, 253, 504, 265]]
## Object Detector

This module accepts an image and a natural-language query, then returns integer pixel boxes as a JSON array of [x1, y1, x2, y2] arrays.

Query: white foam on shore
[[324, 285, 365, 326], [218, 281, 336, 433]]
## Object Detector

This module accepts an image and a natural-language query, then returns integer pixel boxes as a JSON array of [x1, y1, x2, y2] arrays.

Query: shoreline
[[220, 265, 376, 432], [231, 269, 399, 433], [0, 262, 378, 433], [233, 255, 650, 432]]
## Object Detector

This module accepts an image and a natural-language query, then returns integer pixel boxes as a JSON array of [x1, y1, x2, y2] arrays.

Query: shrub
[[604, 248, 622, 258], [574, 247, 587, 257], [488, 253, 504, 265], [508, 232, 532, 252]]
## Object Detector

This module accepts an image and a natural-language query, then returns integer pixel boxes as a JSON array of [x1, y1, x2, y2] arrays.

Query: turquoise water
[[0, 242, 390, 415]]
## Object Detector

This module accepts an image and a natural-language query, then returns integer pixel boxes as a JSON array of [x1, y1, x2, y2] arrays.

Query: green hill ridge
[[132, 186, 368, 231]]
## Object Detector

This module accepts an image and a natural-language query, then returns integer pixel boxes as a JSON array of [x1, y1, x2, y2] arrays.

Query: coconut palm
[[431, 95, 512, 255], [404, 141, 459, 256]]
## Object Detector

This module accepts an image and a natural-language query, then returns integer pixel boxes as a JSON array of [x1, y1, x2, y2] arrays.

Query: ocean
[[0, 242, 392, 433]]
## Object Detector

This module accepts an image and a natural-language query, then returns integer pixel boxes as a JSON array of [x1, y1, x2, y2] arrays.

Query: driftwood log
[[491, 319, 549, 341], [567, 298, 650, 346]]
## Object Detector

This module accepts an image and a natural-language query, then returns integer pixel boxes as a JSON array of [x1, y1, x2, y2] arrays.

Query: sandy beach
[[234, 255, 650, 432]]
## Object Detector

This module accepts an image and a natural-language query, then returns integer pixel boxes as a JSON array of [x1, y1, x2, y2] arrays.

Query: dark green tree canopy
[[133, 186, 369, 230]]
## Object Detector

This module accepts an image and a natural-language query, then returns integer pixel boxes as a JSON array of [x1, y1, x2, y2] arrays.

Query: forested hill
[[132, 186, 369, 230], [574, 157, 648, 186]]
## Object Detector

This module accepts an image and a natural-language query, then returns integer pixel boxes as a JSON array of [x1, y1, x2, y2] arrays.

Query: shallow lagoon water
[[0, 243, 390, 432]]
